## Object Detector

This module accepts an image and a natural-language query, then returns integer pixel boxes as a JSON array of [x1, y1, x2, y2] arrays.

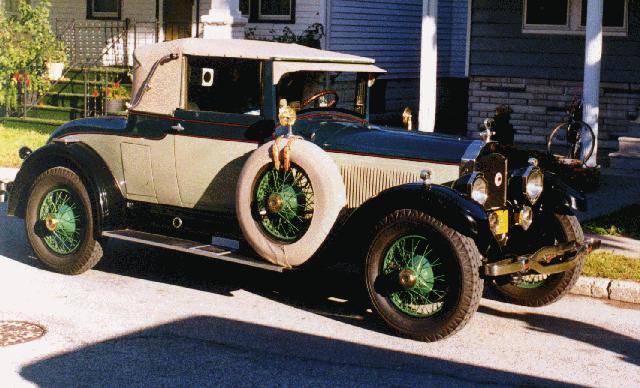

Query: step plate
[[102, 229, 286, 272]]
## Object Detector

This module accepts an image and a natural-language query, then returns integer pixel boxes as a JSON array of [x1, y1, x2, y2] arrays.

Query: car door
[[120, 112, 183, 207], [174, 110, 272, 212], [173, 56, 272, 212]]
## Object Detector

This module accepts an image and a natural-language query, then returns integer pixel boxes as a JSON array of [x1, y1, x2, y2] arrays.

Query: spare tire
[[236, 138, 346, 268]]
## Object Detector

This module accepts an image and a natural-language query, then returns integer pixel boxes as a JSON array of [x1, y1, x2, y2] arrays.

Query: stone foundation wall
[[467, 76, 640, 150]]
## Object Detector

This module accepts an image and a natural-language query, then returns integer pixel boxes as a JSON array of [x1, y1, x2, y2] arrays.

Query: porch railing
[[54, 18, 159, 67], [4, 19, 160, 121]]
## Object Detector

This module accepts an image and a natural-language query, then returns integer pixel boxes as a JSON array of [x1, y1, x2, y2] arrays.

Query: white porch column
[[418, 0, 438, 132], [201, 0, 248, 39], [582, 0, 603, 167]]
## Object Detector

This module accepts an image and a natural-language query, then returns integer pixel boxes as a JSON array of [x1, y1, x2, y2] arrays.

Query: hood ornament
[[402, 107, 413, 131], [480, 118, 496, 144], [278, 99, 297, 137]]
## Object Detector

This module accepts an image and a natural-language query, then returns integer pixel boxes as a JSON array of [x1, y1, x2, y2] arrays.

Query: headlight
[[525, 168, 543, 204], [471, 175, 489, 206], [517, 205, 534, 230]]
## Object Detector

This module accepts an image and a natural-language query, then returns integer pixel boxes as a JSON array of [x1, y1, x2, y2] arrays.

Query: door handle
[[171, 123, 185, 132]]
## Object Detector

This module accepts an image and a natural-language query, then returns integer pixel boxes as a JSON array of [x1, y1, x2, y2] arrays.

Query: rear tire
[[365, 209, 483, 342], [25, 167, 103, 275], [490, 214, 584, 307]]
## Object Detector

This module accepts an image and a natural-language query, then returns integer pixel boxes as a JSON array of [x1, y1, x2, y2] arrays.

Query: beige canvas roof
[[134, 38, 382, 65], [131, 38, 385, 115]]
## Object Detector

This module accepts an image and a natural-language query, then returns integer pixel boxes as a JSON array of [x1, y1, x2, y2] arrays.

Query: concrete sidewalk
[[0, 167, 18, 183], [579, 169, 640, 222], [587, 233, 640, 259]]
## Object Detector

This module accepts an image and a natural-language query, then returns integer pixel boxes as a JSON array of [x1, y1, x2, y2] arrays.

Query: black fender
[[8, 141, 125, 236], [541, 172, 587, 215], [336, 182, 494, 258]]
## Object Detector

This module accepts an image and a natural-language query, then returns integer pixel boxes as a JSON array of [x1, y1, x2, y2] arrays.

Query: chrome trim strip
[[461, 140, 486, 164], [460, 140, 486, 175]]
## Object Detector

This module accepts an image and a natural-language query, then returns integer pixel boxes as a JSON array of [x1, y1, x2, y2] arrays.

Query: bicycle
[[547, 98, 596, 166]]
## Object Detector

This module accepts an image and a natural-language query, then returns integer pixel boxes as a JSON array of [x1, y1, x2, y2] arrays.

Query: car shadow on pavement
[[0, 206, 384, 335], [479, 306, 640, 367], [19, 315, 581, 386], [98, 239, 386, 332], [3, 204, 638, 366]]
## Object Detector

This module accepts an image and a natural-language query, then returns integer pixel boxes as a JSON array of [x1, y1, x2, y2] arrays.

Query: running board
[[101, 229, 286, 272]]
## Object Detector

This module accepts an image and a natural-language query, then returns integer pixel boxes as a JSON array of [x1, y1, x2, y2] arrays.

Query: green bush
[[0, 0, 67, 111]]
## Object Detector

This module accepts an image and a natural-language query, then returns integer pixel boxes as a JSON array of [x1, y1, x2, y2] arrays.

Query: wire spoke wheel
[[37, 187, 85, 256], [254, 164, 314, 243], [513, 274, 548, 289], [383, 235, 446, 317]]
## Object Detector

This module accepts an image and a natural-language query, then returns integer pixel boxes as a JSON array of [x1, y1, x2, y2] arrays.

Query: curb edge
[[571, 276, 640, 304]]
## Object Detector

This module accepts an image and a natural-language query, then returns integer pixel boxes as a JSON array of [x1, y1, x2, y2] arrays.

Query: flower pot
[[46, 62, 65, 81], [106, 99, 126, 114]]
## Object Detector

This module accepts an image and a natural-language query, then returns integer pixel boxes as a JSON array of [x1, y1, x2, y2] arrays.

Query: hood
[[283, 113, 474, 165]]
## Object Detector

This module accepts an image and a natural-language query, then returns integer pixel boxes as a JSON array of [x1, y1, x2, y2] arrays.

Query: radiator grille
[[340, 165, 421, 208]]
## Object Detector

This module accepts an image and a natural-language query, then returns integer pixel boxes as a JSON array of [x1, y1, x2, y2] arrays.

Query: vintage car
[[4, 39, 599, 341]]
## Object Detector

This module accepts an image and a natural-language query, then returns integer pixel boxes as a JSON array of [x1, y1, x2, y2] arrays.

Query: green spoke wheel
[[254, 164, 314, 243], [37, 187, 85, 256], [365, 210, 483, 341], [490, 214, 586, 307], [383, 235, 446, 317], [514, 274, 548, 289]]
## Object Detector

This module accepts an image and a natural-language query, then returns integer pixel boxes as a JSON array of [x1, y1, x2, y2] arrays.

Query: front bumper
[[484, 238, 601, 277]]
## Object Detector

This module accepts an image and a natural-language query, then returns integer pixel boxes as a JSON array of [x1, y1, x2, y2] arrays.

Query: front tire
[[25, 167, 103, 275], [365, 209, 483, 342], [490, 214, 585, 307]]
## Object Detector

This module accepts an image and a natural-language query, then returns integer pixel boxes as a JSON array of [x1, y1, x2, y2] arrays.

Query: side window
[[186, 57, 262, 115], [87, 0, 121, 20]]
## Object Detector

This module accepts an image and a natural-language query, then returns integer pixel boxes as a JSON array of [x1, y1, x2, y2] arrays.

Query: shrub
[[0, 0, 67, 112]]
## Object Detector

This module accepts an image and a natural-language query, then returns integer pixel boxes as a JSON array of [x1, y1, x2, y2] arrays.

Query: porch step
[[618, 137, 640, 154], [23, 105, 84, 122], [42, 92, 87, 108], [66, 66, 130, 83], [101, 229, 286, 273], [609, 151, 640, 170], [1, 116, 66, 132], [52, 79, 132, 95]]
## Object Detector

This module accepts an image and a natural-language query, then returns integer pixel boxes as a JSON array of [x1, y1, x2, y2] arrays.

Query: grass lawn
[[584, 251, 640, 282], [583, 203, 640, 240], [0, 122, 50, 167]]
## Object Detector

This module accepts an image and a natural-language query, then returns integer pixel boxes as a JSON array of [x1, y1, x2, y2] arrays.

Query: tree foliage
[[0, 0, 66, 111]]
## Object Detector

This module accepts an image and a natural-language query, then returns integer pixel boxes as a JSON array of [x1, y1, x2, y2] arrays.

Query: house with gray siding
[[466, 0, 640, 161], [6, 0, 638, 164], [327, 0, 470, 130], [2, 0, 471, 130]]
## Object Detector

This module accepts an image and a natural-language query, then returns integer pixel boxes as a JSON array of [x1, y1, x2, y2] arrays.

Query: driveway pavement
[[0, 202, 639, 387]]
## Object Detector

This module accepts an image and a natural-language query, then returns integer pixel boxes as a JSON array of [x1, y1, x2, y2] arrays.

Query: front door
[[120, 113, 182, 207], [174, 56, 271, 212], [163, 0, 193, 41]]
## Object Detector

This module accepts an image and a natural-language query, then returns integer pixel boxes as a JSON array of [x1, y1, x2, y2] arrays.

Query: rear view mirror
[[202, 68, 214, 87]]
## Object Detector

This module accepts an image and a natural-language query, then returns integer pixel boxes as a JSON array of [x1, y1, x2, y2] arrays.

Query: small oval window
[[202, 68, 214, 87]]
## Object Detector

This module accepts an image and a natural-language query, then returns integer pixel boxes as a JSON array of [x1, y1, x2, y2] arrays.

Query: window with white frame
[[259, 0, 292, 21], [243, 0, 295, 23], [523, 0, 628, 36], [87, 0, 120, 20]]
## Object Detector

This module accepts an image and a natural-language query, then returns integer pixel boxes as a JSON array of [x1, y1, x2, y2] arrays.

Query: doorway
[[163, 0, 195, 41]]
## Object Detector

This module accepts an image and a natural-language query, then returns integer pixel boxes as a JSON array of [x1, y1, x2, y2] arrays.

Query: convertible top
[[131, 38, 385, 115], [134, 38, 380, 65]]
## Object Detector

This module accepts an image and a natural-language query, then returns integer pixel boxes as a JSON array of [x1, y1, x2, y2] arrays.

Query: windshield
[[277, 71, 369, 116]]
